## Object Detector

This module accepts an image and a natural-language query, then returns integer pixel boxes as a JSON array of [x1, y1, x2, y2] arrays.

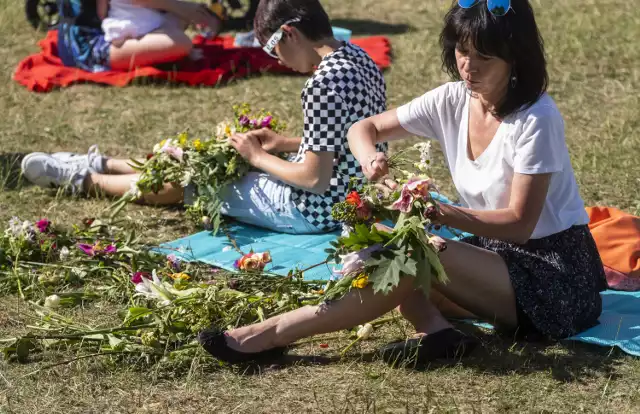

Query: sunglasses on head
[[458, 0, 511, 16], [262, 17, 302, 59]]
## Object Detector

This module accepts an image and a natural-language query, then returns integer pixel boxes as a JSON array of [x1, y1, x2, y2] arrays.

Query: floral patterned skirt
[[461, 225, 608, 340]]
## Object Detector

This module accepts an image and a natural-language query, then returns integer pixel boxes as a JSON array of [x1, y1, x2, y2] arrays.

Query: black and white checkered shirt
[[290, 43, 387, 231]]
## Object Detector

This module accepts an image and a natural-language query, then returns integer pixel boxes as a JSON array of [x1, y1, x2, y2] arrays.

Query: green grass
[[1, 0, 640, 412]]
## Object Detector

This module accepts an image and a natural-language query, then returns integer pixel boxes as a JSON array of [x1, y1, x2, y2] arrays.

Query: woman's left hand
[[229, 133, 265, 165]]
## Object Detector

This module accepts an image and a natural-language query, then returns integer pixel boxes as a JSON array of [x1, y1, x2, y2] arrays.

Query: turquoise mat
[[470, 290, 640, 357], [157, 193, 468, 281], [571, 290, 640, 356]]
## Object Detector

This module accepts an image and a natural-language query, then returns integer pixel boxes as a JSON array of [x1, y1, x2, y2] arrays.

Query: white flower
[[59, 246, 70, 261], [356, 323, 374, 339], [8, 217, 22, 236], [126, 178, 142, 199], [180, 169, 194, 187], [341, 224, 353, 238], [222, 246, 233, 252], [413, 142, 432, 172], [44, 294, 61, 309]]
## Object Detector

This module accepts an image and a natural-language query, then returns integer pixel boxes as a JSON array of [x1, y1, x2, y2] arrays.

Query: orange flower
[[345, 191, 362, 207]]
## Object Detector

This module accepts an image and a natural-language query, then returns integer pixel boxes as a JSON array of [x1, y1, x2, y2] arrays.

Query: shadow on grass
[[331, 19, 413, 36], [0, 152, 27, 191], [235, 326, 625, 382], [411, 327, 624, 383]]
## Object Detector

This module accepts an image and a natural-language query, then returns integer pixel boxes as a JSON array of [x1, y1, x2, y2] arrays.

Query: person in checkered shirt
[[21, 0, 386, 235], [226, 0, 388, 232]]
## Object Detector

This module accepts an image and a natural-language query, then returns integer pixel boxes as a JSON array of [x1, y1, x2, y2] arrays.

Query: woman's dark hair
[[440, 0, 548, 118], [254, 0, 334, 45]]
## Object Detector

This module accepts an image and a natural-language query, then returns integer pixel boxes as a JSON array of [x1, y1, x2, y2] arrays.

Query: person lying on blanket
[[54, 0, 221, 72], [195, 0, 609, 367], [22, 0, 388, 235]]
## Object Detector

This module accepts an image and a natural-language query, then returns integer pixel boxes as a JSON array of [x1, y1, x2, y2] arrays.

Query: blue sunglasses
[[458, 0, 511, 16]]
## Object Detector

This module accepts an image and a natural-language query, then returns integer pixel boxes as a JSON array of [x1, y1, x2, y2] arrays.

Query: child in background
[[22, 0, 387, 235]]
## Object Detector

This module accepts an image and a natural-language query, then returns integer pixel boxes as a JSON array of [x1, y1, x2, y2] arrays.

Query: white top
[[102, 0, 167, 43], [396, 81, 589, 239]]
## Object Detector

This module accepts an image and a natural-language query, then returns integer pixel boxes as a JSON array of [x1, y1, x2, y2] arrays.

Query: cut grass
[[1, 0, 639, 412]]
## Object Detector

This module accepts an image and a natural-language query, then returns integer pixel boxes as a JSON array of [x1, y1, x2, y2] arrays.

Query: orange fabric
[[587, 207, 640, 290], [14, 31, 392, 93]]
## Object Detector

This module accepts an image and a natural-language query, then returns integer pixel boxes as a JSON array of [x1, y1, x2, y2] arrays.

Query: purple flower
[[77, 243, 96, 256], [77, 242, 117, 257], [167, 254, 181, 271], [260, 116, 273, 128], [131, 271, 151, 284], [238, 115, 251, 126], [103, 244, 117, 255], [36, 219, 51, 233], [233, 259, 240, 269]]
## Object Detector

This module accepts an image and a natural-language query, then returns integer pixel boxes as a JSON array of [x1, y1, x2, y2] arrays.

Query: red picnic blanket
[[14, 31, 392, 93]]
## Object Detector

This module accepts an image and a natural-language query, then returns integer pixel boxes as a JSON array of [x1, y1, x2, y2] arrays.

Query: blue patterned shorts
[[58, 23, 111, 72]]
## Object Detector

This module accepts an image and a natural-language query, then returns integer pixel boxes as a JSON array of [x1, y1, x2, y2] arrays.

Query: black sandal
[[378, 328, 478, 367], [197, 328, 287, 364]]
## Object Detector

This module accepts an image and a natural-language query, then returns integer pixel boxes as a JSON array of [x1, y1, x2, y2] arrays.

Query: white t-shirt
[[102, 0, 168, 43], [396, 81, 589, 239]]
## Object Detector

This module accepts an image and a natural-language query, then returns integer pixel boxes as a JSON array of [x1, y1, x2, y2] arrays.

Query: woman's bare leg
[[84, 173, 184, 205], [222, 238, 517, 352], [225, 279, 417, 353], [109, 28, 193, 71], [104, 158, 141, 175]]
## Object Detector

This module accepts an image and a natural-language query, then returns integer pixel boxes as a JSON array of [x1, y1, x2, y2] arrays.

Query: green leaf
[[367, 250, 418, 295], [107, 334, 125, 350]]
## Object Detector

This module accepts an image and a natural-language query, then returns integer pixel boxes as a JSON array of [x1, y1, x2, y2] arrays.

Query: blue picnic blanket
[[472, 290, 640, 357], [157, 193, 640, 357], [157, 193, 468, 280]]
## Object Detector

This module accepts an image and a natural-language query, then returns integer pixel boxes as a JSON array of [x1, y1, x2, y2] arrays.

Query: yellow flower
[[169, 273, 190, 281], [193, 139, 203, 151], [351, 274, 369, 289], [178, 132, 188, 146], [225, 125, 232, 136]]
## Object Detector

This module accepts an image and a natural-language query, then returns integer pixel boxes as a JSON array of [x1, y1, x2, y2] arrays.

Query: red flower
[[345, 191, 362, 207]]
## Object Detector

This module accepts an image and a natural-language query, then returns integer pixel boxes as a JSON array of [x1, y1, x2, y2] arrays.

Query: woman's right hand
[[361, 152, 389, 182]]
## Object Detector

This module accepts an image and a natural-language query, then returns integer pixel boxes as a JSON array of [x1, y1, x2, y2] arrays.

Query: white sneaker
[[21, 152, 89, 193], [51, 145, 106, 173]]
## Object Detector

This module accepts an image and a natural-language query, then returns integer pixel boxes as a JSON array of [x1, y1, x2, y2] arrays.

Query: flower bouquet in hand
[[322, 143, 447, 302], [110, 104, 286, 233]]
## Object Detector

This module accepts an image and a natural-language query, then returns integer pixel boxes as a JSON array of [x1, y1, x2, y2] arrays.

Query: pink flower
[[249, 119, 258, 128], [260, 116, 273, 128], [406, 177, 432, 200], [162, 146, 184, 162], [389, 178, 434, 213], [389, 186, 414, 213], [36, 219, 51, 233], [77, 242, 117, 257], [335, 244, 382, 277], [131, 271, 151, 284]]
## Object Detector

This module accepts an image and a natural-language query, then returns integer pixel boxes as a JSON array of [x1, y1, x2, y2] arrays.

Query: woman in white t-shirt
[[190, 0, 608, 367]]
